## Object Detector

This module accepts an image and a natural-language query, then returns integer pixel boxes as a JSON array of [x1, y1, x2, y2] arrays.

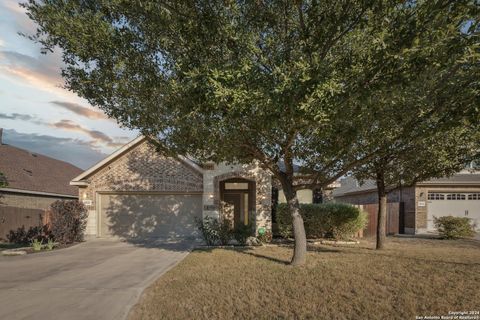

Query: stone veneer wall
[[78, 140, 203, 236], [202, 162, 272, 234]]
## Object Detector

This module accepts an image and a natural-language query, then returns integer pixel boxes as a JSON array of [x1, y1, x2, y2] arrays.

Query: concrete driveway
[[0, 239, 193, 320]]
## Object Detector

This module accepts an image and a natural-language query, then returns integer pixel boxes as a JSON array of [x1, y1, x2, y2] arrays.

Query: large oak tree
[[24, 0, 479, 265]]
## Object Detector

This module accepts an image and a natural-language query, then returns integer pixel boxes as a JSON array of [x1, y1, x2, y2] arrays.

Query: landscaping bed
[[130, 237, 480, 320]]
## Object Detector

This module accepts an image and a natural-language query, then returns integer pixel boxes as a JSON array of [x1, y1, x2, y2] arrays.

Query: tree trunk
[[376, 170, 387, 250], [282, 183, 307, 266]]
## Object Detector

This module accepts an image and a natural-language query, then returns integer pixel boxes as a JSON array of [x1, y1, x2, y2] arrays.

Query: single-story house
[[0, 129, 82, 239], [333, 171, 480, 234], [70, 136, 272, 239]]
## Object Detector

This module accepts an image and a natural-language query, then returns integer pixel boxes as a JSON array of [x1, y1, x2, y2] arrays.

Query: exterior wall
[[78, 140, 203, 237], [278, 189, 313, 204], [415, 185, 480, 233], [203, 162, 272, 234], [0, 192, 75, 210]]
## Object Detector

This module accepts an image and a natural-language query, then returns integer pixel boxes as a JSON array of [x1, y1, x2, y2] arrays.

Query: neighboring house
[[70, 136, 272, 239], [333, 172, 480, 234], [0, 129, 82, 239]]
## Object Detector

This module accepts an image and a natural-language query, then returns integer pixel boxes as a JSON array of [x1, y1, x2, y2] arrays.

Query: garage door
[[427, 192, 480, 231], [98, 193, 202, 239]]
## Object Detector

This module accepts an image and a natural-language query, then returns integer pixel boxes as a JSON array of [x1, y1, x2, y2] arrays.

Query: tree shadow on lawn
[[215, 245, 342, 265]]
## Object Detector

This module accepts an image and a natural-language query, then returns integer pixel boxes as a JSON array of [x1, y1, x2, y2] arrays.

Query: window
[[224, 182, 249, 190], [467, 193, 480, 200], [446, 194, 466, 200], [427, 193, 444, 200]]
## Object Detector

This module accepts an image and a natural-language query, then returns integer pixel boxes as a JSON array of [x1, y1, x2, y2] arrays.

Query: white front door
[[427, 192, 480, 231]]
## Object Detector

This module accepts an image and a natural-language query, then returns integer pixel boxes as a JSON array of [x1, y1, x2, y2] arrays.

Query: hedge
[[276, 203, 367, 240]]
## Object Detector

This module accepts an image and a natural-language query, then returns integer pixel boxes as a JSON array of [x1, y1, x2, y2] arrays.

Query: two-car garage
[[97, 193, 202, 239], [426, 192, 480, 231]]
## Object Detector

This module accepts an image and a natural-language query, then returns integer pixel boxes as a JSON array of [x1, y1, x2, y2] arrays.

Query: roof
[[70, 136, 204, 185], [0, 143, 82, 197], [333, 173, 480, 198]]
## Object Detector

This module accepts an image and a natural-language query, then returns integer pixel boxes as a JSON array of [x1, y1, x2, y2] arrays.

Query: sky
[[0, 1, 137, 169]]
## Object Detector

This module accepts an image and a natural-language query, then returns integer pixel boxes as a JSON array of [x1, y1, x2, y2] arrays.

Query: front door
[[222, 193, 249, 227]]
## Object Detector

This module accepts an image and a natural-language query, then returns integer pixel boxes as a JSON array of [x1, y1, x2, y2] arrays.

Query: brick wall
[[0, 192, 74, 210], [78, 140, 204, 236]]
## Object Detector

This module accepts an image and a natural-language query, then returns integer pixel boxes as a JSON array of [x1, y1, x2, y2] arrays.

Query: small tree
[[48, 200, 88, 244]]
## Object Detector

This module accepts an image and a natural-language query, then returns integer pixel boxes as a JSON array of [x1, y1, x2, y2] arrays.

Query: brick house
[[333, 173, 480, 234], [0, 130, 82, 239], [70, 136, 272, 239]]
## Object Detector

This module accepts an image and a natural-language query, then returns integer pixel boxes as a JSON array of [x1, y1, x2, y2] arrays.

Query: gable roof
[[70, 136, 203, 185], [0, 143, 82, 197]]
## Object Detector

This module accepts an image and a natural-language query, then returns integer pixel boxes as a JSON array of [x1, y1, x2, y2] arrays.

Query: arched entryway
[[219, 178, 256, 229]]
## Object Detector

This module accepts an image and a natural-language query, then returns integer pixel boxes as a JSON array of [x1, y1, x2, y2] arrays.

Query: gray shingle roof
[[0, 143, 82, 196]]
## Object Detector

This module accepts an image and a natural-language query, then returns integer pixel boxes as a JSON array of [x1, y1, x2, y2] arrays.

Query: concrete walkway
[[0, 239, 192, 320]]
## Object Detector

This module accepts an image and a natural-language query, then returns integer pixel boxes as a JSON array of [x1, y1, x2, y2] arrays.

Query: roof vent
[[31, 153, 38, 157], [23, 169, 33, 176]]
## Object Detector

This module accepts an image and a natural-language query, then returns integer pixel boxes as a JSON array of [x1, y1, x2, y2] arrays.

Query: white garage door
[[98, 193, 202, 239], [427, 193, 480, 231]]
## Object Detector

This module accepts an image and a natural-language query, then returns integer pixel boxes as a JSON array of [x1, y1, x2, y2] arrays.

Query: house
[[70, 136, 272, 239], [333, 171, 480, 234], [0, 129, 82, 238]]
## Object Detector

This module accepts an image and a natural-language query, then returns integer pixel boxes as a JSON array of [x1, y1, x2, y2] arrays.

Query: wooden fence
[[356, 203, 400, 237], [0, 206, 46, 240]]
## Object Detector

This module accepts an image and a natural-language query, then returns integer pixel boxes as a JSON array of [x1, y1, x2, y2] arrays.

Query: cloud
[[50, 100, 108, 120], [0, 112, 47, 125], [1, 129, 107, 169], [0, 50, 64, 91], [51, 119, 124, 148]]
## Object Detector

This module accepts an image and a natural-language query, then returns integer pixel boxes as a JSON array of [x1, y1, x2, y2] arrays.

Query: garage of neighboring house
[[70, 137, 204, 240], [426, 192, 480, 231]]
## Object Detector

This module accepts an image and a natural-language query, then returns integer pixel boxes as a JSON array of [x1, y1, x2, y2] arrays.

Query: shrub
[[45, 238, 56, 251], [7, 225, 51, 244], [217, 219, 234, 245], [434, 216, 475, 239], [257, 230, 273, 244], [195, 216, 220, 245], [31, 239, 43, 251], [48, 200, 88, 244], [276, 203, 367, 240], [233, 223, 253, 245]]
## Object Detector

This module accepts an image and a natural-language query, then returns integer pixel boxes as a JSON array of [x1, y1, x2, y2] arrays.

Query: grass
[[130, 237, 480, 320]]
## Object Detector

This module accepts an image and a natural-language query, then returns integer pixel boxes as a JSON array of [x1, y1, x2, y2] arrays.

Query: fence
[[356, 202, 401, 237], [0, 206, 47, 240]]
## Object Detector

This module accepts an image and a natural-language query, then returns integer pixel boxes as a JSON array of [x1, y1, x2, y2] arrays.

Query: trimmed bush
[[48, 200, 88, 244], [434, 216, 475, 239], [276, 203, 367, 240], [233, 223, 253, 245]]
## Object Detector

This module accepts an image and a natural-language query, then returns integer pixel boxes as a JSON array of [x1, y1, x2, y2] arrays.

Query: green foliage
[[217, 219, 234, 246], [45, 238, 56, 251], [434, 216, 476, 240], [31, 239, 43, 251], [49, 200, 88, 244], [233, 223, 253, 246], [195, 216, 220, 246], [277, 203, 367, 240], [0, 172, 7, 188], [7, 225, 51, 244]]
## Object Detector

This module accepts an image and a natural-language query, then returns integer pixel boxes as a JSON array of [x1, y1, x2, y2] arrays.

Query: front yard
[[130, 237, 480, 320]]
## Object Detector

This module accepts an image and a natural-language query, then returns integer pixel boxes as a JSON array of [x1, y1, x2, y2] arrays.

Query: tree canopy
[[24, 0, 480, 264]]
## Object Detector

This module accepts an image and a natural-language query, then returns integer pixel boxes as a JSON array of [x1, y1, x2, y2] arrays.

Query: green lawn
[[130, 237, 480, 320]]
